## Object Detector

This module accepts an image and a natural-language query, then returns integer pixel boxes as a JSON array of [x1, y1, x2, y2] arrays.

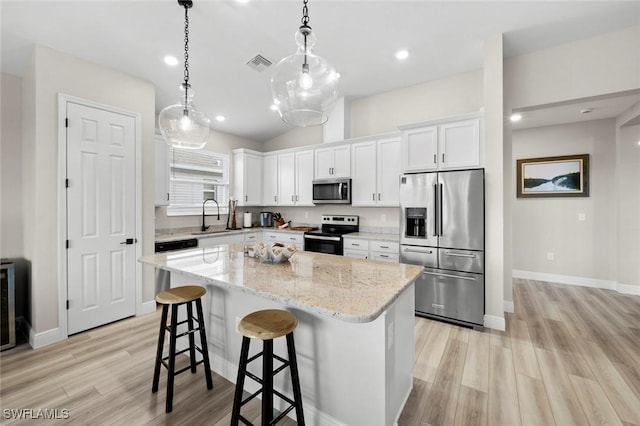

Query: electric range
[[303, 215, 359, 256]]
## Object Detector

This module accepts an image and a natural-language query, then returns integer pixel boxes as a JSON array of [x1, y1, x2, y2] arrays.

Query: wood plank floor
[[1, 279, 639, 425]]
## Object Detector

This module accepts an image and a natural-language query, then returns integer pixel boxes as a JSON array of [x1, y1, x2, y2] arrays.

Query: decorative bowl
[[255, 242, 297, 264]]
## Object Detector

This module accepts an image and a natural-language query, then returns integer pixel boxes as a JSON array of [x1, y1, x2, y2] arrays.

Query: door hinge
[[66, 240, 69, 249], [66, 300, 70, 310], [65, 118, 69, 128]]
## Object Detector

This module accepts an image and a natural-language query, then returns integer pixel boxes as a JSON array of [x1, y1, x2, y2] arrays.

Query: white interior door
[[66, 102, 136, 335]]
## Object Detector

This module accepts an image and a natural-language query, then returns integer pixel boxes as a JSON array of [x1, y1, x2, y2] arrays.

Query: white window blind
[[167, 148, 229, 215]]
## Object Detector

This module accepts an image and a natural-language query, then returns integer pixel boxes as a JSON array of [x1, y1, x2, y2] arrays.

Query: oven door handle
[[304, 235, 341, 242]]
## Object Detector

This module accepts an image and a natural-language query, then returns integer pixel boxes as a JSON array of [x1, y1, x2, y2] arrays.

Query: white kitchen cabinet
[[263, 150, 314, 207], [314, 144, 351, 179], [154, 132, 170, 206], [278, 152, 296, 206], [263, 154, 278, 205], [351, 136, 401, 207], [295, 150, 314, 205], [243, 231, 262, 244], [343, 237, 399, 262], [233, 149, 263, 206], [401, 117, 481, 172]]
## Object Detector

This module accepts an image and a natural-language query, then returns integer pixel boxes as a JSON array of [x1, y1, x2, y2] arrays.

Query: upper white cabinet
[[351, 136, 401, 206], [401, 117, 482, 172], [262, 149, 314, 207], [233, 149, 263, 206], [314, 144, 350, 179], [263, 154, 278, 205], [154, 132, 170, 206], [295, 150, 314, 205]]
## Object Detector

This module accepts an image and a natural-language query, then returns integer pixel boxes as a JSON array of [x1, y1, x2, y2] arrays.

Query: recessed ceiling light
[[395, 50, 409, 60], [236, 0, 250, 3], [270, 104, 279, 111], [510, 113, 522, 122], [215, 115, 226, 122], [164, 55, 178, 66]]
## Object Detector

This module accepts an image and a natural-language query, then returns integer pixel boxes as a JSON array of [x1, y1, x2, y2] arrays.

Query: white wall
[[22, 45, 156, 339], [512, 119, 617, 282], [1, 73, 23, 258]]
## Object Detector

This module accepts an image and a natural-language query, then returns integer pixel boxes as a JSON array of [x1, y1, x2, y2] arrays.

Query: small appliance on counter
[[304, 215, 359, 255], [259, 211, 273, 227]]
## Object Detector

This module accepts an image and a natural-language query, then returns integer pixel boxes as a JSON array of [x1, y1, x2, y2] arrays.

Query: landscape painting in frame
[[516, 154, 589, 198]]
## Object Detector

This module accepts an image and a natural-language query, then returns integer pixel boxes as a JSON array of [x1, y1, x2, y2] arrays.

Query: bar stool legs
[[152, 286, 212, 414], [231, 309, 305, 426]]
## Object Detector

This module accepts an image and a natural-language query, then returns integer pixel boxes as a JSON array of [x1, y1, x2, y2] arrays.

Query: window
[[166, 147, 229, 216]]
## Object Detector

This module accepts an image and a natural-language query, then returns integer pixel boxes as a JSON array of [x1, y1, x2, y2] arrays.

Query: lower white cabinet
[[243, 231, 262, 244], [343, 238, 399, 262]]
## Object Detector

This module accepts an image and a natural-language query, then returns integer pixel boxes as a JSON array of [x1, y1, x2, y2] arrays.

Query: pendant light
[[271, 0, 340, 127], [159, 0, 210, 149]]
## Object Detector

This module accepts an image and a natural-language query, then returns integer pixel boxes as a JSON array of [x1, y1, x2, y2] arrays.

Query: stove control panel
[[320, 215, 359, 226]]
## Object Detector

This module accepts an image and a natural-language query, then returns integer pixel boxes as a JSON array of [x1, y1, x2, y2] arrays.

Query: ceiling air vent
[[246, 54, 273, 72]]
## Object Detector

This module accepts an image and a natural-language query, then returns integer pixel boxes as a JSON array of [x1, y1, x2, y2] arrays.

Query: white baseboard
[[512, 270, 617, 290], [209, 352, 347, 426], [29, 326, 66, 349], [503, 300, 514, 313], [483, 315, 505, 331], [617, 282, 640, 296], [137, 300, 157, 316]]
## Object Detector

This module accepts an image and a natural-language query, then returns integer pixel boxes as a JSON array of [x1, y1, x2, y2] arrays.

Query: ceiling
[[2, 1, 640, 142]]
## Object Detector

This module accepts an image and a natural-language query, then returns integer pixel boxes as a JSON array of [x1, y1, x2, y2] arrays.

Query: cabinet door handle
[[380, 254, 389, 258], [290, 237, 296, 241], [296, 195, 299, 201], [433, 154, 436, 164], [380, 245, 389, 249], [245, 195, 248, 202], [352, 243, 360, 246], [372, 193, 375, 201], [292, 195, 295, 202], [442, 153, 445, 163], [274, 196, 277, 202], [166, 193, 169, 201], [378, 193, 381, 201]]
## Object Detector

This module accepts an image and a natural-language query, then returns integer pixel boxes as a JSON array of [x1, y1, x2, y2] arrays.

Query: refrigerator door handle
[[421, 270, 477, 281], [443, 251, 477, 258], [433, 183, 439, 236], [439, 183, 444, 236]]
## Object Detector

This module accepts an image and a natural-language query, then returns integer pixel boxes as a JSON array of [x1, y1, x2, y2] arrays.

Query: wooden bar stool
[[152, 285, 213, 413], [231, 309, 305, 426]]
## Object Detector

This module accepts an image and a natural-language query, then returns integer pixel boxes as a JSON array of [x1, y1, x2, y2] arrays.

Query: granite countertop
[[155, 226, 313, 243], [140, 244, 421, 323], [343, 232, 400, 243]]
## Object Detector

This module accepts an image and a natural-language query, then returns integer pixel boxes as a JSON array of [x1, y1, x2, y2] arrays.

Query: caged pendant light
[[159, 0, 210, 149], [271, 0, 340, 127]]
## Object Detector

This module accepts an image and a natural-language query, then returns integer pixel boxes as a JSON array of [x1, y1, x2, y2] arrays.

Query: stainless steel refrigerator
[[399, 169, 484, 327]]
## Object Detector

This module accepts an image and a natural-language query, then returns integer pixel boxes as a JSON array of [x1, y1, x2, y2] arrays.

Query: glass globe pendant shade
[[271, 27, 340, 127], [159, 83, 211, 149]]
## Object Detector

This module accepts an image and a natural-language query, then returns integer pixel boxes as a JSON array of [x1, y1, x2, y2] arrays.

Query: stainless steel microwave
[[312, 178, 351, 204]]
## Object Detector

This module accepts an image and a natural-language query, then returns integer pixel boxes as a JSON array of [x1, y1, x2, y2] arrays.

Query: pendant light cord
[[183, 4, 190, 107], [301, 0, 310, 66]]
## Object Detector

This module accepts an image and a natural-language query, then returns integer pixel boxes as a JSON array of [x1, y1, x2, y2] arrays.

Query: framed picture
[[516, 154, 589, 198]]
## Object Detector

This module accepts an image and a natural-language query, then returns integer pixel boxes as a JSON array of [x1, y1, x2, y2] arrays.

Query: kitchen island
[[140, 244, 421, 426]]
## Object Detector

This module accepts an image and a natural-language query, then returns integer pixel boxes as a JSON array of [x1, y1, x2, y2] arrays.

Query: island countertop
[[140, 244, 422, 323]]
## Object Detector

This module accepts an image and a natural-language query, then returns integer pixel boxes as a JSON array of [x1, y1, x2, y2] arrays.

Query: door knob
[[120, 238, 136, 245]]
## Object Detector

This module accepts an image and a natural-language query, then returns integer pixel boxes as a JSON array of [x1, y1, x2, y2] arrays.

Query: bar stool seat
[[232, 309, 305, 426], [152, 285, 213, 413]]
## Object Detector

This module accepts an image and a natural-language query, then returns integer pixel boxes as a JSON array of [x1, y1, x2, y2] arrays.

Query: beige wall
[[262, 126, 323, 152], [616, 105, 640, 288], [23, 45, 156, 339], [1, 73, 23, 258], [505, 26, 640, 110], [350, 70, 484, 137], [512, 119, 617, 281]]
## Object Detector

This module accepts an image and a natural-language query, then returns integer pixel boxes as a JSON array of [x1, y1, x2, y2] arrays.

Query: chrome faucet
[[201, 199, 220, 232]]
